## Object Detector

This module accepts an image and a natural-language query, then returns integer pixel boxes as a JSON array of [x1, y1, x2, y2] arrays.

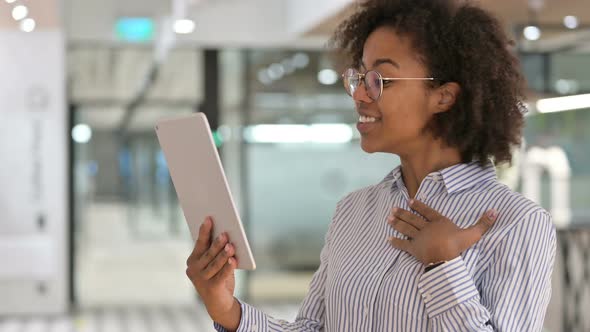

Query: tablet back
[[155, 113, 256, 270]]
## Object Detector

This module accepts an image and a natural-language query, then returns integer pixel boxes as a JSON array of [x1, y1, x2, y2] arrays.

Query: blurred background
[[1, 0, 589, 331]]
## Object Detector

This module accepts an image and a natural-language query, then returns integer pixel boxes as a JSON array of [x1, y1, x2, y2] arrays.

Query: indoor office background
[[1, 0, 589, 331]]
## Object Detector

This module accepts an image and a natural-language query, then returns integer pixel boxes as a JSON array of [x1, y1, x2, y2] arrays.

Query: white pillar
[[522, 146, 572, 228], [0, 1, 68, 314]]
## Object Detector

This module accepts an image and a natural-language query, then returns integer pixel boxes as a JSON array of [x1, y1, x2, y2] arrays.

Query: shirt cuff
[[417, 256, 480, 318], [213, 300, 267, 332]]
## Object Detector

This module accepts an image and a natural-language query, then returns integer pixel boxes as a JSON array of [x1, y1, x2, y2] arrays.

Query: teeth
[[359, 115, 378, 123]]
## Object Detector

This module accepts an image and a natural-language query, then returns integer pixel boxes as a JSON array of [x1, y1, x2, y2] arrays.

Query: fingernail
[[486, 209, 498, 221], [224, 243, 231, 252], [228, 257, 235, 266], [409, 199, 415, 205]]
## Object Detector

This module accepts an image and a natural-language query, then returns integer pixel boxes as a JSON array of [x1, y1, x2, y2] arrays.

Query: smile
[[358, 115, 381, 123]]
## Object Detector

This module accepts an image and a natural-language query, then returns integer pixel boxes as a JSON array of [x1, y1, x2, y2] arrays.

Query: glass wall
[[237, 50, 400, 301], [521, 51, 590, 225], [70, 45, 201, 307], [69, 44, 590, 328]]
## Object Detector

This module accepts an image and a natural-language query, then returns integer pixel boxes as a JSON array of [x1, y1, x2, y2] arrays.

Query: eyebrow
[[361, 58, 401, 70]]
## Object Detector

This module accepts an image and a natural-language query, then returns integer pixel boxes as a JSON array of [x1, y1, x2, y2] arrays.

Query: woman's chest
[[323, 203, 486, 329]]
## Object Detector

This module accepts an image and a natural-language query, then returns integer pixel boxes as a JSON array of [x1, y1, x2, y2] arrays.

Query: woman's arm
[[213, 199, 345, 332], [417, 211, 556, 331], [213, 240, 330, 332]]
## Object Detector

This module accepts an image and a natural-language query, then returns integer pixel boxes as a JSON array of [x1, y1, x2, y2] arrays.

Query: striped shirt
[[215, 161, 556, 331]]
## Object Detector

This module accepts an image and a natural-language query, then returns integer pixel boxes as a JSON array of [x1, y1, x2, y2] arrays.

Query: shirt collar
[[382, 159, 497, 194]]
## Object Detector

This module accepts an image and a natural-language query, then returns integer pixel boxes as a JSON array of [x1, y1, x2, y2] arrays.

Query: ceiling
[[67, 0, 590, 132], [4, 0, 590, 133], [308, 0, 590, 52], [3, 0, 589, 50], [0, 0, 59, 30]]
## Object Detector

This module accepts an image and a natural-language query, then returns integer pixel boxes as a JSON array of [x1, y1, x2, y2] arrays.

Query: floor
[[0, 302, 300, 332]]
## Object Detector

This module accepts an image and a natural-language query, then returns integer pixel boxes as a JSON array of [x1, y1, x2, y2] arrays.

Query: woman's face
[[353, 26, 442, 155]]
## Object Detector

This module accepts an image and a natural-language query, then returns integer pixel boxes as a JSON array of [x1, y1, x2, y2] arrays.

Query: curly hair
[[330, 0, 527, 165]]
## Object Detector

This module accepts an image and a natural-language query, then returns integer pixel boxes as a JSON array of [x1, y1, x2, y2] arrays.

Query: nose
[[352, 79, 373, 104]]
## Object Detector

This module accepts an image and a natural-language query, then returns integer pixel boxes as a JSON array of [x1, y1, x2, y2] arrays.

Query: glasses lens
[[365, 71, 382, 100], [343, 68, 358, 96]]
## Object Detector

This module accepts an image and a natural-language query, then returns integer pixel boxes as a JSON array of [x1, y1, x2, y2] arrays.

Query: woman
[[186, 0, 556, 330]]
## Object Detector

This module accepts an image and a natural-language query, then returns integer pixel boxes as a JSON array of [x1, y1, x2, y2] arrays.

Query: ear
[[431, 82, 461, 114]]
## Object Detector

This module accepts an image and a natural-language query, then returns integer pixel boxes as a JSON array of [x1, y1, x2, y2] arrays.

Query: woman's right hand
[[186, 216, 241, 330]]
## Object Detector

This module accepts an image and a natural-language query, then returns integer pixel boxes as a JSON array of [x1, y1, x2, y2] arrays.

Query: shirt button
[[418, 193, 427, 201], [364, 305, 369, 317], [425, 293, 432, 302]]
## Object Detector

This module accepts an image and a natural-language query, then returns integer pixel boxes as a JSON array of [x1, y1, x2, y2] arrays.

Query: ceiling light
[[267, 63, 285, 80], [173, 19, 195, 34], [281, 59, 295, 74], [318, 69, 339, 85], [257, 69, 272, 85], [72, 124, 92, 144], [523, 25, 541, 41], [563, 16, 579, 29], [308, 124, 353, 143], [12, 5, 28, 21], [292, 53, 310, 69], [244, 124, 352, 144], [20, 18, 35, 32], [536, 93, 590, 113], [554, 79, 579, 95]]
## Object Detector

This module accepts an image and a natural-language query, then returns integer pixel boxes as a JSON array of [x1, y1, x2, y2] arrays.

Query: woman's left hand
[[388, 199, 498, 265]]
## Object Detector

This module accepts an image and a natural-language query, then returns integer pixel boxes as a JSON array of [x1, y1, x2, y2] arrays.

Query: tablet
[[155, 113, 256, 270]]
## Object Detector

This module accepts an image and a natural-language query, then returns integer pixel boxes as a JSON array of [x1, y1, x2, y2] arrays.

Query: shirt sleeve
[[213, 199, 345, 332], [417, 210, 556, 331]]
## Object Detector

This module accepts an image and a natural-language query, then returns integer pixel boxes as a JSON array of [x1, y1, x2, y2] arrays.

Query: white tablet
[[155, 113, 256, 270]]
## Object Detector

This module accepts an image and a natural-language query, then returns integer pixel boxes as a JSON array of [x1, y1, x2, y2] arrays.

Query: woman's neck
[[399, 140, 462, 199]]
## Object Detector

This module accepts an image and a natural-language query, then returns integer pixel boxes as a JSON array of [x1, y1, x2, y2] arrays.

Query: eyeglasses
[[342, 68, 438, 101]]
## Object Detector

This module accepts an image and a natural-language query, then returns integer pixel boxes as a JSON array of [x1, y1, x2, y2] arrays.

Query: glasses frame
[[342, 68, 438, 101]]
